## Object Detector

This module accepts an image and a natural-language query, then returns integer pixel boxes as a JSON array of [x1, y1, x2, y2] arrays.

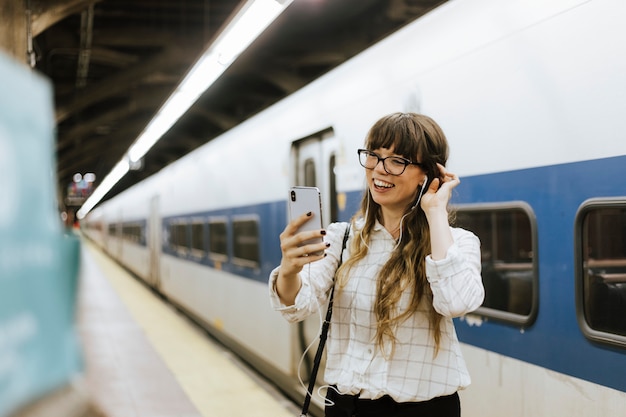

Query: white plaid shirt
[[269, 219, 484, 403]]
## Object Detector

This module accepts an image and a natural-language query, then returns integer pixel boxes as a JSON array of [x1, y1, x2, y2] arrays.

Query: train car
[[82, 0, 626, 415]]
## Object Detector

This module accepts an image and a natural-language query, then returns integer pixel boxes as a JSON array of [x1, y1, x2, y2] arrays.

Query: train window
[[86, 222, 103, 231], [208, 219, 228, 261], [107, 223, 117, 237], [167, 224, 176, 247], [575, 199, 626, 347], [232, 217, 260, 269], [121, 223, 142, 244], [168, 222, 189, 255], [190, 221, 206, 257], [455, 202, 538, 326]]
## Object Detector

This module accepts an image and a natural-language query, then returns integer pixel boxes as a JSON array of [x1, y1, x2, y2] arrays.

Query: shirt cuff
[[425, 242, 460, 279], [268, 266, 300, 313]]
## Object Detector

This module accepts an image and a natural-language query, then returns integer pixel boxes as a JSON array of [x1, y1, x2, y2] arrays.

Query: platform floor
[[77, 238, 299, 417]]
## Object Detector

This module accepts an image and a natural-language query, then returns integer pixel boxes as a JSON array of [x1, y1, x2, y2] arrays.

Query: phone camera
[[290, 190, 296, 202]]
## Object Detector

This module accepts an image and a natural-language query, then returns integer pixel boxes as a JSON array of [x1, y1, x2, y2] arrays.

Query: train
[[81, 0, 626, 415]]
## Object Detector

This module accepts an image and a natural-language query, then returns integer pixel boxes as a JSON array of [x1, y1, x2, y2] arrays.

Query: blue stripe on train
[[453, 154, 626, 393]]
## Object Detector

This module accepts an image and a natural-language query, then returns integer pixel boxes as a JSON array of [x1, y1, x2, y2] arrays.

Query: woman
[[269, 112, 484, 416]]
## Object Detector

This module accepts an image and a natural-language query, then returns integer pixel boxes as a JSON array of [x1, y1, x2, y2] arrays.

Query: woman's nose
[[374, 159, 387, 174]]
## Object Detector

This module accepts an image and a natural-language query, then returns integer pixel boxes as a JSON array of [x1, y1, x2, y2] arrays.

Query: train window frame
[[232, 215, 261, 270], [574, 197, 626, 348], [454, 201, 539, 327], [208, 217, 229, 263]]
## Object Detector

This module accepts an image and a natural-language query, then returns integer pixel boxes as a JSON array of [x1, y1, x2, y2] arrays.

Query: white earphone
[[410, 175, 428, 210]]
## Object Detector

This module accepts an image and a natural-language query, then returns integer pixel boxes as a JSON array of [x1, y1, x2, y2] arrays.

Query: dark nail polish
[[325, 242, 331, 247], [321, 230, 326, 235], [306, 211, 312, 216]]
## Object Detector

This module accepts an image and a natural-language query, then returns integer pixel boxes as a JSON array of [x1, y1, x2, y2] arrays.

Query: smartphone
[[288, 186, 324, 255]]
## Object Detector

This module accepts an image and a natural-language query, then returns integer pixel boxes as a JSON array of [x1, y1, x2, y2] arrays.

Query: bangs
[[365, 116, 421, 161]]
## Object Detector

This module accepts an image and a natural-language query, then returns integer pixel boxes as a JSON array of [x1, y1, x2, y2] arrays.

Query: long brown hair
[[336, 112, 450, 356]]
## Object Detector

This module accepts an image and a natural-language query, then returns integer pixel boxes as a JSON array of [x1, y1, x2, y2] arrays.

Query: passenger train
[[82, 0, 626, 415]]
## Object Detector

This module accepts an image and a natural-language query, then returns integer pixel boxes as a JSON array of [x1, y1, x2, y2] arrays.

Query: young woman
[[269, 112, 484, 417]]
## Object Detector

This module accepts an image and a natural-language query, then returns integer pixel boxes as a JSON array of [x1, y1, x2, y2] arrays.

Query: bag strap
[[300, 223, 350, 417]]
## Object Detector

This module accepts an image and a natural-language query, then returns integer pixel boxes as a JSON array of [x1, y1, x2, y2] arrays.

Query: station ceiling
[[32, 0, 445, 210]]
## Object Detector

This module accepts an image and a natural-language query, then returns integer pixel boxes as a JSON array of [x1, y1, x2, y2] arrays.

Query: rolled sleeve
[[268, 222, 350, 323], [268, 266, 318, 322], [268, 267, 298, 312], [426, 228, 484, 317]]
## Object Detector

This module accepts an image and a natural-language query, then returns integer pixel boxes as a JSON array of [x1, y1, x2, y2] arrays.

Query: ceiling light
[[77, 0, 294, 219], [77, 159, 129, 219]]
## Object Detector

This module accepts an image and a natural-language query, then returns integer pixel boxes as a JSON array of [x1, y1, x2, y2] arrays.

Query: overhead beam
[[55, 44, 192, 123], [0, 0, 27, 63], [31, 0, 103, 37], [56, 87, 172, 151]]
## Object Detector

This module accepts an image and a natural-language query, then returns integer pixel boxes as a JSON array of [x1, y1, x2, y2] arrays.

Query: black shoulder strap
[[300, 223, 350, 416]]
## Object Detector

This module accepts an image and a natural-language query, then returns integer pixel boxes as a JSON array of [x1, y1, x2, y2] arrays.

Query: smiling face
[[365, 146, 425, 213], [360, 113, 450, 219]]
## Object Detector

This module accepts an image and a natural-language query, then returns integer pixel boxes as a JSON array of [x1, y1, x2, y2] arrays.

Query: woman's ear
[[419, 175, 428, 190]]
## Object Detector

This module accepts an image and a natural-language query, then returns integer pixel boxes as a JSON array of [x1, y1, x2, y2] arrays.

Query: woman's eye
[[390, 158, 406, 166]]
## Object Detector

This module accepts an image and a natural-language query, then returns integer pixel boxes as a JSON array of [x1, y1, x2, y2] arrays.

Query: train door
[[291, 128, 339, 386], [148, 195, 162, 289], [292, 128, 339, 224]]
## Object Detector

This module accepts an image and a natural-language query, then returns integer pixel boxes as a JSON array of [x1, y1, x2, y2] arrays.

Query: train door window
[[455, 202, 538, 326], [190, 220, 206, 258], [329, 154, 338, 222], [575, 199, 626, 347], [208, 218, 228, 262], [232, 216, 260, 269], [304, 158, 316, 186]]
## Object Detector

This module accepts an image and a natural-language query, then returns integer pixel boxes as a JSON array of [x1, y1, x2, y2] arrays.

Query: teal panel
[[0, 52, 82, 417]]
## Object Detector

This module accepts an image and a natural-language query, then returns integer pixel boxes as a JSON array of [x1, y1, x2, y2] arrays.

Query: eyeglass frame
[[357, 149, 423, 176]]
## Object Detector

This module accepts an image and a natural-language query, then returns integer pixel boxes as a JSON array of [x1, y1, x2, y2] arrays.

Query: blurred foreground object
[[0, 51, 87, 417]]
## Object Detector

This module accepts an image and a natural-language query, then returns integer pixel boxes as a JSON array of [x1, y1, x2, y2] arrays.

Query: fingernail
[[325, 242, 331, 247], [321, 230, 326, 235], [306, 211, 312, 216]]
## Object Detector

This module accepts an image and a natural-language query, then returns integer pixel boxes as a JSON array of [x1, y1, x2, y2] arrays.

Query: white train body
[[83, 0, 626, 415]]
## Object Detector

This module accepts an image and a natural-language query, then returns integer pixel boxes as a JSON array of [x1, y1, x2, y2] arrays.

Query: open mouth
[[373, 179, 394, 190]]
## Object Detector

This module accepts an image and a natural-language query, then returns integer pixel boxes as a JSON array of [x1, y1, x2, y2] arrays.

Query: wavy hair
[[336, 112, 450, 356]]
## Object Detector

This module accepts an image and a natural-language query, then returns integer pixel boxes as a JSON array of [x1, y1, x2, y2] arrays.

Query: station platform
[[76, 237, 299, 417]]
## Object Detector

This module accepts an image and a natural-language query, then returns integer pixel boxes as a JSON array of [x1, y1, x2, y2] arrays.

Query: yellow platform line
[[83, 239, 294, 417]]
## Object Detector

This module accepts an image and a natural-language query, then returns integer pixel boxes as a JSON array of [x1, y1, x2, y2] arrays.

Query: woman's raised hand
[[276, 212, 327, 305], [420, 163, 460, 215], [278, 211, 328, 278]]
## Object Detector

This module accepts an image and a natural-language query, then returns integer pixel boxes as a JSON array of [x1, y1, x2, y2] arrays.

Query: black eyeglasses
[[357, 149, 422, 176]]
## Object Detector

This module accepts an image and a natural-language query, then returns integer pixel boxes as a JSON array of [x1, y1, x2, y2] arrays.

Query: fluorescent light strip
[[77, 0, 293, 219], [76, 159, 129, 219]]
